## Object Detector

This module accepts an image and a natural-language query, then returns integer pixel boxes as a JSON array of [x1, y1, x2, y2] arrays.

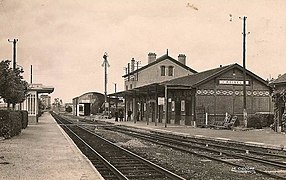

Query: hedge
[[0, 110, 25, 139], [0, 110, 10, 138]]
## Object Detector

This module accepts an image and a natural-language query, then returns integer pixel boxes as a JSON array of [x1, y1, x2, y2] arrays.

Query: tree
[[52, 98, 63, 112], [272, 89, 286, 132], [0, 60, 28, 109]]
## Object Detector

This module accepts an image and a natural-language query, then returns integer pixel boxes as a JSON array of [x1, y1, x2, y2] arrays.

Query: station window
[[130, 84, 133, 89], [168, 66, 174, 76], [125, 85, 128, 90], [161, 66, 166, 76]]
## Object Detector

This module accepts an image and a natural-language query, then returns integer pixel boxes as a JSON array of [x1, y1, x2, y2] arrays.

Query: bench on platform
[[210, 115, 237, 130]]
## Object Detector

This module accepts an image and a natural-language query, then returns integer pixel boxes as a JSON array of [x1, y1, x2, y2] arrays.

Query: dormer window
[[168, 66, 174, 76], [160, 66, 166, 76]]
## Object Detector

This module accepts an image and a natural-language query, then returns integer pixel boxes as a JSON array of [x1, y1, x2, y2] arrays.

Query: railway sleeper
[[120, 169, 159, 174], [113, 163, 149, 167], [110, 161, 143, 164], [126, 173, 168, 179], [117, 166, 154, 170], [113, 164, 149, 168]]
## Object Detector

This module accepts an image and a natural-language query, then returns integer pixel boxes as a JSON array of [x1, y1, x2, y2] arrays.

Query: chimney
[[178, 54, 186, 65], [131, 58, 135, 72], [148, 52, 156, 64]]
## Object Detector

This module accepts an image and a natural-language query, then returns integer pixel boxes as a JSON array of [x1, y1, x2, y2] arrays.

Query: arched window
[[168, 66, 174, 76], [161, 66, 166, 76]]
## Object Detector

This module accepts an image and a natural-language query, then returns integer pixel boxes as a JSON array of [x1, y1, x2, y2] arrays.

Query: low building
[[22, 84, 54, 124], [72, 92, 105, 116], [163, 63, 272, 126]]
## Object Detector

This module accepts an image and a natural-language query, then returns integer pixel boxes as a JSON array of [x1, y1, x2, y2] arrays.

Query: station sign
[[158, 97, 165, 105], [80, 100, 90, 103], [219, 79, 250, 86]]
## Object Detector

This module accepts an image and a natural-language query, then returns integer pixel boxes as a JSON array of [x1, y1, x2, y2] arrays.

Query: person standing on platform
[[114, 111, 118, 122], [127, 110, 132, 121], [137, 110, 140, 121], [119, 110, 124, 122]]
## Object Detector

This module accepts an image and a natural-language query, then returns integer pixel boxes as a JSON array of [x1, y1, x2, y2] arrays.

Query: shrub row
[[247, 113, 274, 129], [0, 110, 28, 138]]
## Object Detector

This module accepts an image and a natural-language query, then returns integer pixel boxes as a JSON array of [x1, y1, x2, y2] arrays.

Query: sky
[[0, 0, 286, 103]]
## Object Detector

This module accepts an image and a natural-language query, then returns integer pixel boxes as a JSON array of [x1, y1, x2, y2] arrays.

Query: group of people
[[115, 109, 140, 122], [114, 110, 125, 122]]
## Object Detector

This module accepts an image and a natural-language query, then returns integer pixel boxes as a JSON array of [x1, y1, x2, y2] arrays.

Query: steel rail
[[114, 125, 286, 160], [116, 125, 286, 158], [109, 126, 286, 180], [51, 113, 128, 180], [54, 113, 286, 179], [52, 112, 185, 180]]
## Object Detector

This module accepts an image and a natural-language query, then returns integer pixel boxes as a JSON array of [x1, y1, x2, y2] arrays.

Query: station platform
[[90, 116, 286, 151], [0, 112, 103, 180]]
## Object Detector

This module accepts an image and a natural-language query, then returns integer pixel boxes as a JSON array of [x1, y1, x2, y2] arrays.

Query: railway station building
[[109, 52, 273, 127]]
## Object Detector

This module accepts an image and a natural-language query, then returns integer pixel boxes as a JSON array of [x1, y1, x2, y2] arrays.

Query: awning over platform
[[28, 84, 54, 94], [108, 82, 191, 98]]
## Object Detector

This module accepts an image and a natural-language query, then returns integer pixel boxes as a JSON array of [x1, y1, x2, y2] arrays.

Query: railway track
[[106, 126, 286, 179], [51, 112, 185, 180], [55, 113, 286, 179]]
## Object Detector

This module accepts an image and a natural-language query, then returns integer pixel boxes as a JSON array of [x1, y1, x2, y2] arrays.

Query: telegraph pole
[[8, 39, 18, 70], [30, 65, 33, 84], [242, 16, 248, 127], [102, 52, 110, 116], [114, 83, 118, 112]]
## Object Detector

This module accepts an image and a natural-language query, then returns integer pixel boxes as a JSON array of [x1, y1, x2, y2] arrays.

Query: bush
[[247, 115, 262, 129], [257, 113, 274, 127], [65, 106, 72, 113], [0, 110, 10, 138], [9, 111, 22, 137], [0, 110, 22, 138], [247, 113, 274, 129]]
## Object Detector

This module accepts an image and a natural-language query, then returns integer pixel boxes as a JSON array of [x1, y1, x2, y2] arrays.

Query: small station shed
[[22, 84, 54, 124], [72, 92, 104, 116]]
